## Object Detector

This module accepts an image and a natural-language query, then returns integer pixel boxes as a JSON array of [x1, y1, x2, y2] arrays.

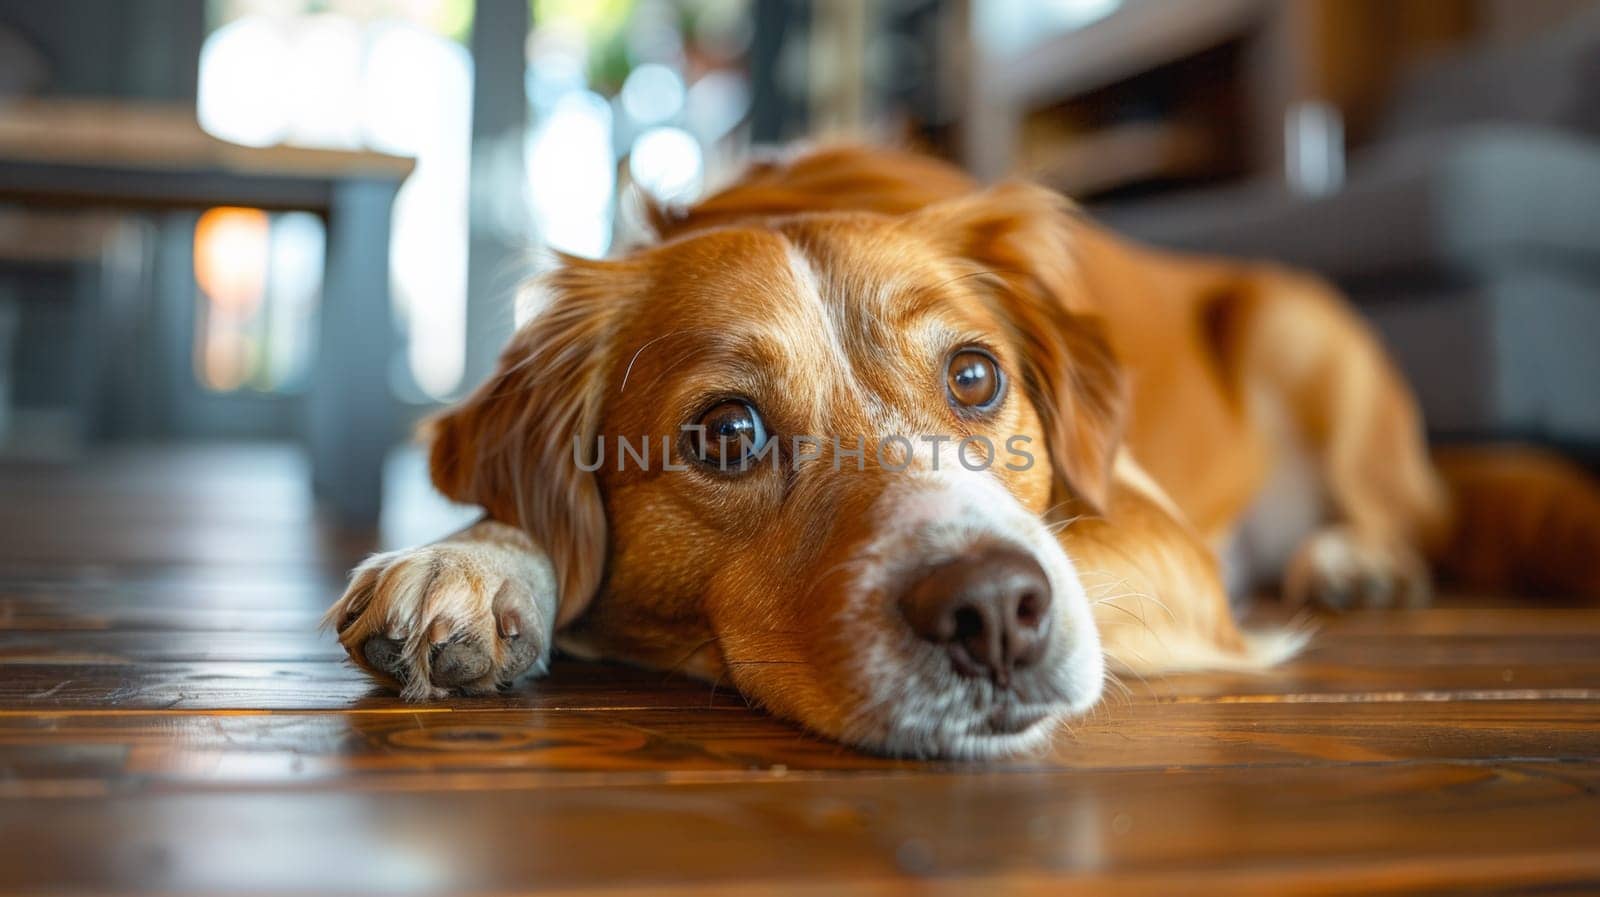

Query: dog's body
[[326, 146, 1600, 757]]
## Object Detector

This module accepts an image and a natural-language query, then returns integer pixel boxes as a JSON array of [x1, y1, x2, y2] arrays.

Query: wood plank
[[0, 601, 325, 633], [2, 448, 1597, 895], [0, 763, 1595, 894], [1287, 606, 1600, 636], [0, 520, 347, 568], [0, 571, 338, 633], [0, 701, 1595, 794], [0, 659, 755, 712], [5, 591, 1595, 631], [517, 854, 1600, 897], [0, 570, 339, 599], [0, 631, 347, 662], [6, 626, 1599, 667], [0, 447, 367, 571], [1, 651, 1595, 713], [0, 631, 1596, 709]]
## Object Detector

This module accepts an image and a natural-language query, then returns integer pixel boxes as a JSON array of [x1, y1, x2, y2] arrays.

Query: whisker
[[618, 331, 679, 393], [1095, 599, 1156, 634], [1044, 516, 1085, 536], [1100, 668, 1134, 705], [707, 670, 726, 707], [1101, 645, 1161, 697], [1091, 590, 1149, 605]]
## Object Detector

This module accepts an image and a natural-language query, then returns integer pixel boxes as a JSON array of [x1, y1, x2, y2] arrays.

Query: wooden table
[[0, 100, 413, 524], [0, 447, 1597, 895]]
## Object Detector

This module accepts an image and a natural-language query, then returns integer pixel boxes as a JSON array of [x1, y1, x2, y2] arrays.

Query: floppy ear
[[424, 257, 628, 626], [911, 182, 1128, 513]]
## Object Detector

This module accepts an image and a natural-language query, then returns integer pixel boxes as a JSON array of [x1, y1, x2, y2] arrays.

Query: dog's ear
[[910, 183, 1128, 513], [424, 257, 629, 626]]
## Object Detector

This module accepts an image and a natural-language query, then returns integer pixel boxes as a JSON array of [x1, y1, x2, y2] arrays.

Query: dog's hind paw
[[323, 522, 557, 700], [1283, 526, 1431, 611]]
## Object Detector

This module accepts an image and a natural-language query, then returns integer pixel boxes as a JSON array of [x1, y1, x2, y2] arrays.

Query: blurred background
[[0, 0, 1596, 544]]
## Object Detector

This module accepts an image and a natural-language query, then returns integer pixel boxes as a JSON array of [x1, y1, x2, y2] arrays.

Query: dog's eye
[[690, 400, 770, 471], [947, 348, 1002, 410]]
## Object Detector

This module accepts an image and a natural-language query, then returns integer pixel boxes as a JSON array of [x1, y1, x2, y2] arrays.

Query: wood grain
[[2, 764, 1596, 894], [0, 447, 1596, 895], [0, 700, 1596, 795]]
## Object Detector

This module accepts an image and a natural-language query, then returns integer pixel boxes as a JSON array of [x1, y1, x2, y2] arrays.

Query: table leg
[[309, 179, 399, 526]]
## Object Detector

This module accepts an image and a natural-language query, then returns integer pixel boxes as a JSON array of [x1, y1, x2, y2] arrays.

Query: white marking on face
[[838, 463, 1105, 758], [772, 239, 1101, 756], [780, 239, 916, 430], [783, 240, 864, 401]]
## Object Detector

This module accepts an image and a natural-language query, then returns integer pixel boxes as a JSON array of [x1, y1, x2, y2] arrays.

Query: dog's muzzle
[[897, 545, 1054, 689]]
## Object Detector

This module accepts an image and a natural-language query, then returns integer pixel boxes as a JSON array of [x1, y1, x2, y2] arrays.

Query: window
[[196, 0, 474, 399], [523, 0, 753, 266]]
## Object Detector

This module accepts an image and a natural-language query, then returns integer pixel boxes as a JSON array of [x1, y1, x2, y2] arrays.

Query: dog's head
[[428, 182, 1126, 757]]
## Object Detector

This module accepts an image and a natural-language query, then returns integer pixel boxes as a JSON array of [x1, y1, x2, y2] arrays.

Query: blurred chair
[[1099, 9, 1600, 454], [0, 207, 128, 454], [0, 21, 101, 453]]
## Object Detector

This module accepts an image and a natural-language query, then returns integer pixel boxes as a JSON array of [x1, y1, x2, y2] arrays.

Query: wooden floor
[[1, 447, 1597, 896]]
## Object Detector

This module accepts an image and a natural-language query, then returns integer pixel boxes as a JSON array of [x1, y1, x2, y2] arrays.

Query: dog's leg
[[323, 520, 557, 699], [1226, 269, 1449, 610]]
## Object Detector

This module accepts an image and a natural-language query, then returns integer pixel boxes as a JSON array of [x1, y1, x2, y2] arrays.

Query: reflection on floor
[[0, 445, 1597, 894]]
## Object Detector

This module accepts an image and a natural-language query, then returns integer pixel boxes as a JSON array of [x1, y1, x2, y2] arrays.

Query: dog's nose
[[898, 547, 1053, 687]]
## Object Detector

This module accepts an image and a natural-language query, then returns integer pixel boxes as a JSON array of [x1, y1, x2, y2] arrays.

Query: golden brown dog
[[325, 145, 1600, 757]]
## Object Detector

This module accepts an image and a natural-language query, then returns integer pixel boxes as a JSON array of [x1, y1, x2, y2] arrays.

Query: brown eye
[[946, 348, 1002, 410], [689, 400, 770, 471]]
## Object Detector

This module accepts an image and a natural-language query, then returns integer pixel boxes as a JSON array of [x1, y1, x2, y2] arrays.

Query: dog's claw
[[428, 617, 455, 646], [498, 609, 522, 639]]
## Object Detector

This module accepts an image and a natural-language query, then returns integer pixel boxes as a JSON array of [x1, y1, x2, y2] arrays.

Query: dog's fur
[[325, 145, 1600, 758]]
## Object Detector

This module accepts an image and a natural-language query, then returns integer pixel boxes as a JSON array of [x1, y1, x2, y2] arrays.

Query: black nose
[[897, 547, 1053, 687]]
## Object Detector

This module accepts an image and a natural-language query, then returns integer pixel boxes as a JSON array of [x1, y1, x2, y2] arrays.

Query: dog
[[325, 145, 1600, 758]]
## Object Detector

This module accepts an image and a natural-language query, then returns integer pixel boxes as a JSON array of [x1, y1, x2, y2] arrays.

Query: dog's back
[[665, 144, 1600, 607]]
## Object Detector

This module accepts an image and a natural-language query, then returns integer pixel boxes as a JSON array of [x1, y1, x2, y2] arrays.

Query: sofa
[[1098, 10, 1600, 455]]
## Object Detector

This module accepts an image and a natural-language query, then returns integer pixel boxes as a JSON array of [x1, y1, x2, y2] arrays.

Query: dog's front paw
[[1284, 526, 1431, 611], [324, 529, 556, 700]]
